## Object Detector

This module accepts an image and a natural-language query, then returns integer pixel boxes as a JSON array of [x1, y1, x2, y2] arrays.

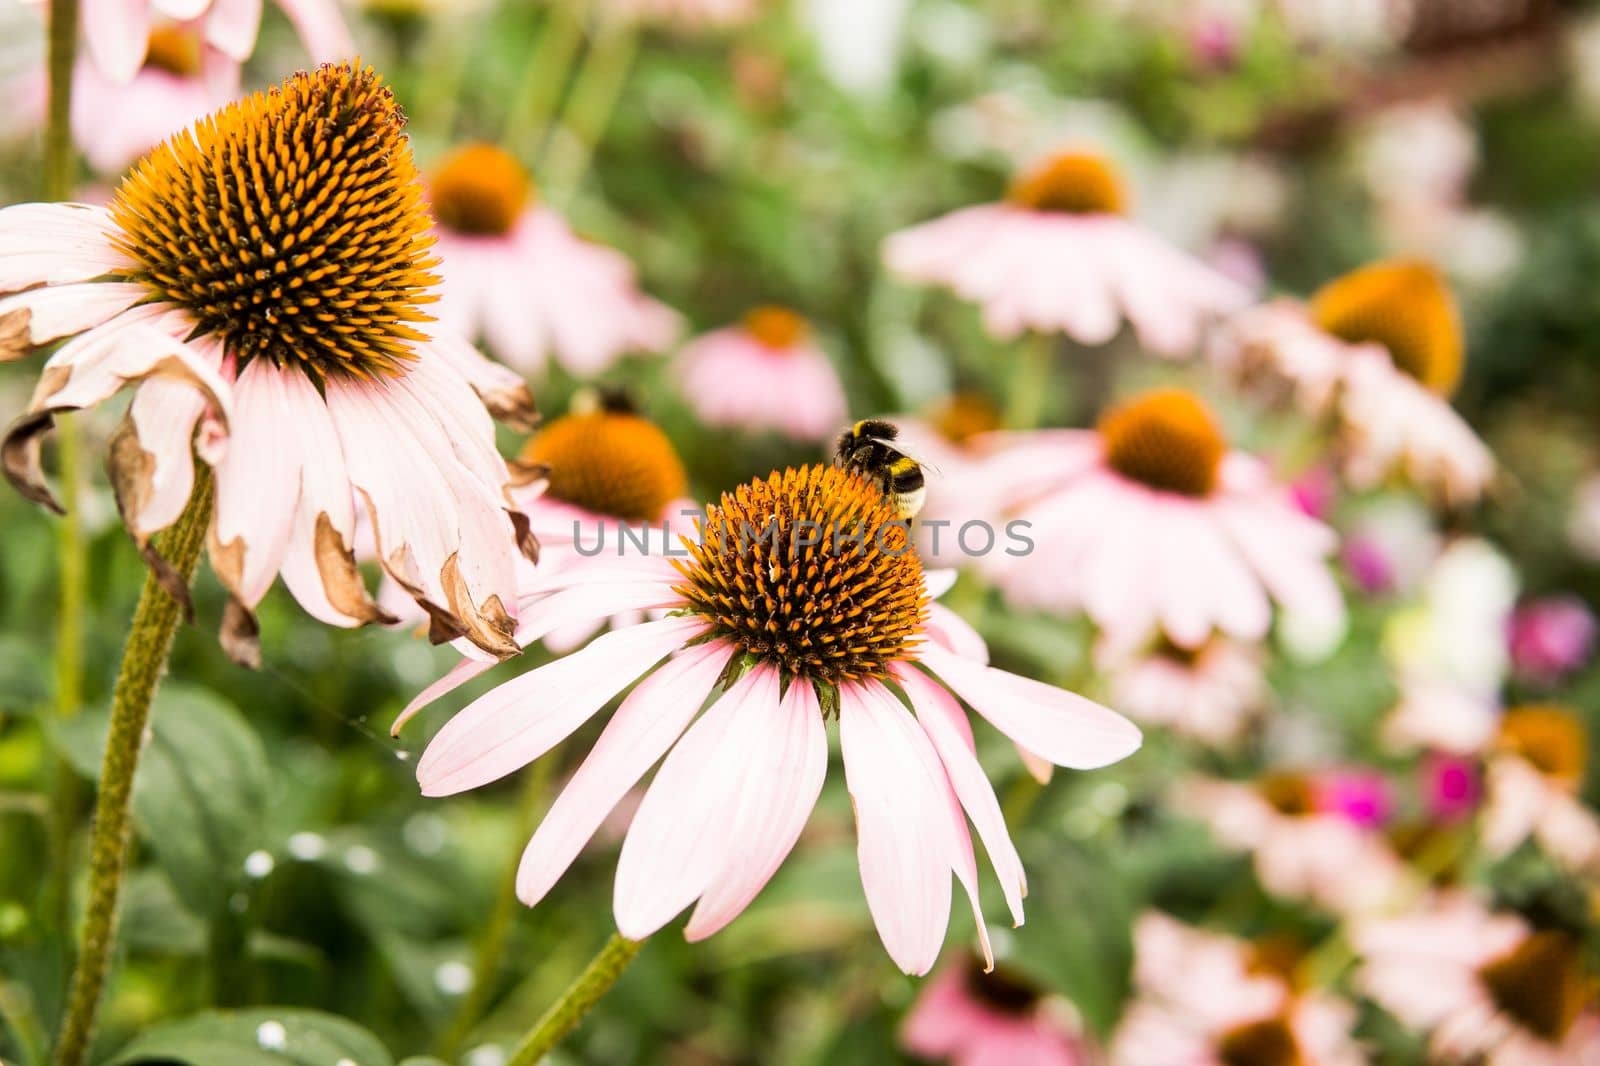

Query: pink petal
[[898, 667, 1026, 926], [82, 0, 150, 83], [273, 0, 354, 61], [0, 204, 131, 291], [516, 640, 732, 907], [391, 656, 497, 736], [209, 360, 301, 606], [612, 666, 782, 938], [920, 643, 1141, 770], [512, 580, 682, 647], [0, 282, 145, 357], [839, 681, 955, 976], [204, 0, 262, 60], [417, 616, 702, 797], [684, 676, 828, 940], [122, 376, 207, 538]]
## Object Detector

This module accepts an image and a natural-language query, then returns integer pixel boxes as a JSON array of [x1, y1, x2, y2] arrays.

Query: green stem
[[540, 18, 639, 200], [44, 0, 86, 938], [1005, 331, 1054, 430], [52, 470, 214, 1066], [503, 0, 588, 153], [433, 757, 556, 1060], [505, 932, 645, 1066]]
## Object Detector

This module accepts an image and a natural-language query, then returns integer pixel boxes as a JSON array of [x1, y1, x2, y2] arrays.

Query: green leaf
[[104, 1008, 394, 1066], [53, 684, 271, 917]]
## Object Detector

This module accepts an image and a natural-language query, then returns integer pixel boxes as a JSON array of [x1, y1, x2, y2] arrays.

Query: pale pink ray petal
[[120, 376, 207, 538], [0, 203, 133, 291], [511, 581, 682, 647], [422, 330, 537, 431], [153, 0, 209, 16], [203, 0, 262, 60], [209, 360, 300, 607], [684, 677, 828, 940], [925, 603, 989, 665], [612, 666, 782, 938], [1216, 498, 1344, 629], [392, 656, 498, 736], [274, 374, 384, 631], [273, 0, 354, 61], [0, 282, 146, 358], [839, 680, 956, 976], [898, 667, 1025, 926], [517, 640, 733, 907], [920, 643, 1141, 770], [417, 616, 704, 796], [82, 0, 150, 83]]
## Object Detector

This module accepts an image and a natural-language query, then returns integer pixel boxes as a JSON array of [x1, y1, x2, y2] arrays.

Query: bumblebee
[[834, 419, 928, 520]]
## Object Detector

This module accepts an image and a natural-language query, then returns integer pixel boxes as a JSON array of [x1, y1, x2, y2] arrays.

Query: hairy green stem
[[53, 470, 214, 1066], [504, 0, 588, 152], [433, 757, 556, 1060], [505, 932, 645, 1066], [1005, 331, 1054, 430], [541, 18, 638, 199], [44, 0, 86, 938]]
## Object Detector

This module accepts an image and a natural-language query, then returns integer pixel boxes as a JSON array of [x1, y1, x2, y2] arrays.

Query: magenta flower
[[407, 463, 1140, 974], [902, 957, 1088, 1066], [1506, 596, 1597, 686], [1420, 753, 1480, 822], [1314, 769, 1393, 828]]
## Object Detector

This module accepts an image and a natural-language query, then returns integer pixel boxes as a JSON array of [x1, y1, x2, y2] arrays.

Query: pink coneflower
[[1479, 705, 1600, 877], [1098, 635, 1265, 746], [9, 21, 240, 177], [967, 388, 1343, 653], [0, 64, 535, 663], [406, 462, 1141, 974], [1180, 774, 1409, 915], [902, 956, 1088, 1066], [1506, 596, 1597, 686], [511, 392, 695, 653], [883, 151, 1250, 354], [1111, 912, 1365, 1066], [427, 143, 678, 379], [79, 0, 352, 84], [1212, 259, 1493, 505], [675, 306, 848, 442], [1353, 894, 1600, 1065]]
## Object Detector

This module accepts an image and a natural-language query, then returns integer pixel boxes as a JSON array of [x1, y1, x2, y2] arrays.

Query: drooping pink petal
[[391, 656, 498, 736], [0, 203, 133, 292], [82, 0, 150, 83], [273, 0, 354, 62], [511, 580, 682, 647], [203, 0, 262, 60], [612, 666, 782, 938], [920, 643, 1141, 770], [0, 282, 146, 359], [417, 616, 704, 796], [839, 681, 956, 976], [517, 640, 733, 907], [684, 676, 829, 940], [119, 375, 207, 538], [897, 667, 1025, 926], [209, 359, 301, 607]]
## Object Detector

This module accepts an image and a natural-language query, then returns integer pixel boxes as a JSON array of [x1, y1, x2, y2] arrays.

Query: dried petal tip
[[108, 61, 440, 382]]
